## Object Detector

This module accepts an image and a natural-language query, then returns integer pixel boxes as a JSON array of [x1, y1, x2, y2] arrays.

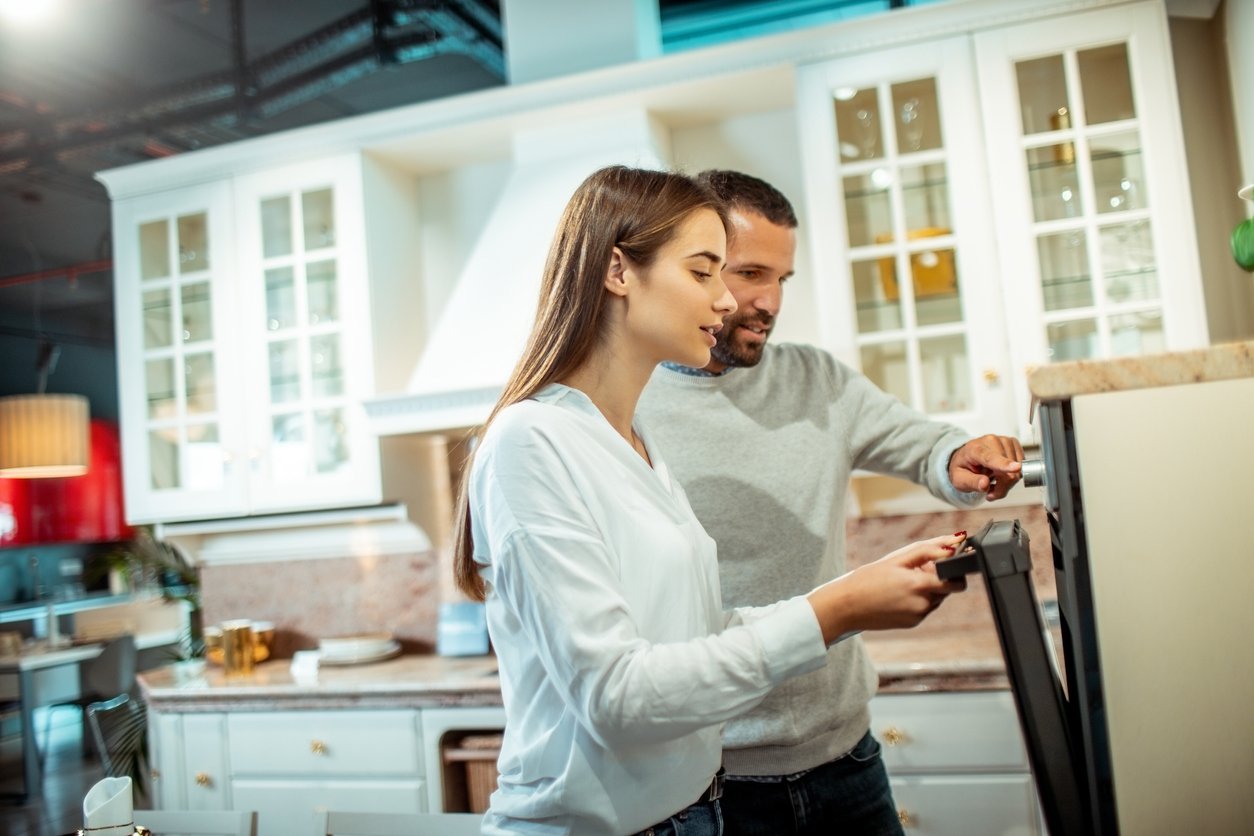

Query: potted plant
[[1234, 184, 1254, 272]]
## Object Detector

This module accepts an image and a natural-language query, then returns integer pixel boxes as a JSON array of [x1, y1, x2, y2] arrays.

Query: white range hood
[[364, 110, 672, 435]]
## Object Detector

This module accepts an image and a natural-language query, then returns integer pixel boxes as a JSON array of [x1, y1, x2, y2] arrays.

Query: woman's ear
[[604, 246, 630, 297]]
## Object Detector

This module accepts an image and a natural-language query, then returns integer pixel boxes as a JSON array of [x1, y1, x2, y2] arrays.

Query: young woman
[[453, 166, 963, 835]]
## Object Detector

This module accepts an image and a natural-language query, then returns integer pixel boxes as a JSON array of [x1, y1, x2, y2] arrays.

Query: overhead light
[[0, 0, 61, 28], [0, 339, 90, 478], [0, 393, 90, 478]]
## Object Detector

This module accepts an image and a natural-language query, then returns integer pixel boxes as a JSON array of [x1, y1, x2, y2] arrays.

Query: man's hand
[[948, 434, 1025, 501]]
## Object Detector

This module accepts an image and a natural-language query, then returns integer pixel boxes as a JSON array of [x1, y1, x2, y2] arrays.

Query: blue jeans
[[632, 799, 723, 836], [720, 731, 904, 836]]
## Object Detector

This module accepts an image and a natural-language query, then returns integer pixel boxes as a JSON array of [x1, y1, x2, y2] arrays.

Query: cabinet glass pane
[[1079, 43, 1134, 125], [854, 259, 902, 333], [146, 359, 176, 419], [307, 260, 339, 325], [184, 353, 216, 416], [265, 267, 297, 331], [149, 430, 179, 490], [892, 78, 942, 154], [1037, 231, 1092, 311], [1026, 146, 1083, 222], [177, 213, 208, 274], [181, 282, 212, 342], [143, 288, 173, 349], [902, 164, 950, 233], [1047, 319, 1098, 361], [1110, 310, 1164, 356], [261, 196, 293, 259], [912, 247, 960, 326], [860, 342, 910, 405], [313, 408, 349, 474], [310, 334, 343, 398], [1092, 133, 1145, 214], [268, 340, 302, 404], [302, 188, 335, 251], [845, 172, 892, 247], [186, 424, 224, 490], [270, 412, 307, 482], [1016, 55, 1068, 136], [834, 87, 883, 161], [139, 220, 171, 281], [919, 334, 971, 412], [1100, 220, 1158, 303]]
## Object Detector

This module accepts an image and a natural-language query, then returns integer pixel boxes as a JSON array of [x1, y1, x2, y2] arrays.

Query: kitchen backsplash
[[196, 504, 1050, 661], [200, 548, 441, 657]]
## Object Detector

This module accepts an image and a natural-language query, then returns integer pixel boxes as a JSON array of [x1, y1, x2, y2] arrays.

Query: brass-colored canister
[[221, 620, 256, 677], [1051, 107, 1075, 164]]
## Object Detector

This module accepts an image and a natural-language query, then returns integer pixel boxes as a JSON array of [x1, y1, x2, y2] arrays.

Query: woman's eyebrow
[[688, 250, 724, 265]]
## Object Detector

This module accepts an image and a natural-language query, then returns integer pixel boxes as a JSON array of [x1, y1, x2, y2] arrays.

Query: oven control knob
[[1020, 458, 1047, 489]]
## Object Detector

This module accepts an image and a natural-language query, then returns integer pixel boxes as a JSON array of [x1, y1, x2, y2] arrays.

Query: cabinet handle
[[898, 808, 913, 827], [194, 772, 213, 788], [311, 739, 328, 755], [882, 726, 908, 746], [982, 368, 1000, 384]]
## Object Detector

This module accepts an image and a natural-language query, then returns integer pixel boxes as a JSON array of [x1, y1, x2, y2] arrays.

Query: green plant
[[88, 526, 205, 660]]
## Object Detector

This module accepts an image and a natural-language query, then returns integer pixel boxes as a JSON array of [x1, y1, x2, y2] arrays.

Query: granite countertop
[[141, 617, 1022, 711], [1026, 339, 1253, 401]]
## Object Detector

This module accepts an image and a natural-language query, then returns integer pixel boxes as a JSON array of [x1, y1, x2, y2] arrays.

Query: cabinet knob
[[898, 808, 913, 827], [311, 739, 328, 755], [882, 726, 908, 746], [982, 368, 1001, 384], [194, 772, 213, 787]]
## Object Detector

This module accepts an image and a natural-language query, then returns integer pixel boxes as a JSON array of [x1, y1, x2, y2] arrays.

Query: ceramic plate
[[318, 640, 402, 666]]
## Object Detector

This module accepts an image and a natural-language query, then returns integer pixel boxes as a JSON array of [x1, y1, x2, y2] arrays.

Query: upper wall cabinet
[[112, 155, 381, 524], [797, 0, 1206, 439]]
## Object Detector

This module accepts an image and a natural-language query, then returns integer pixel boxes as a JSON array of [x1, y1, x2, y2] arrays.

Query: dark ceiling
[[0, 0, 901, 343]]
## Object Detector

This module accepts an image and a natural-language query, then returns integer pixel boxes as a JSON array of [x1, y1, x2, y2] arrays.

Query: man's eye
[[738, 270, 759, 279]]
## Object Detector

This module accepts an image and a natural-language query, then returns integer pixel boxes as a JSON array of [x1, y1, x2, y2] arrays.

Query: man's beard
[[710, 310, 773, 368]]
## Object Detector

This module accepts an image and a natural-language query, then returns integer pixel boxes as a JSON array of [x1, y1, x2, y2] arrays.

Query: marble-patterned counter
[[1026, 339, 1253, 400], [139, 653, 503, 712]]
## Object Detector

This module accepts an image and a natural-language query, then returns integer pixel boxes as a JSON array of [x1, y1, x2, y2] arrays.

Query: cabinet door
[[233, 156, 381, 514], [797, 36, 1016, 438], [181, 713, 232, 810], [113, 184, 249, 523], [148, 710, 185, 810], [890, 774, 1040, 836], [975, 1, 1207, 431]]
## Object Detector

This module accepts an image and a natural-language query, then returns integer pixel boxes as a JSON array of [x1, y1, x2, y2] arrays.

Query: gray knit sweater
[[637, 343, 981, 776]]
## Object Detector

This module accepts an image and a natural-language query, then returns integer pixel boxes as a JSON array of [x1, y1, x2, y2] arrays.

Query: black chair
[[43, 633, 137, 760], [85, 692, 146, 781]]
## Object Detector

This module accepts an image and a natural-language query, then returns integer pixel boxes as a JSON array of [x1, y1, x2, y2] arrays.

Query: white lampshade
[[0, 393, 90, 478]]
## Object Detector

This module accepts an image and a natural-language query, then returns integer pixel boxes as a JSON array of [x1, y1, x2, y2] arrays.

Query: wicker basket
[[443, 733, 503, 813]]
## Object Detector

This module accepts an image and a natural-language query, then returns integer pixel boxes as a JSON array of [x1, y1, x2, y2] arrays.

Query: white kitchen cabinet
[[111, 154, 381, 524], [146, 711, 232, 811], [872, 691, 1041, 835], [797, 0, 1205, 440]]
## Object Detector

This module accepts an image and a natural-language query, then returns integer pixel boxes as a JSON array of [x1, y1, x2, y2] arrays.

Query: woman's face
[[624, 207, 737, 369]]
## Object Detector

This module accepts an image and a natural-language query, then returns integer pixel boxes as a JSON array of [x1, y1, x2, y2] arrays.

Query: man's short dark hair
[[696, 169, 798, 228]]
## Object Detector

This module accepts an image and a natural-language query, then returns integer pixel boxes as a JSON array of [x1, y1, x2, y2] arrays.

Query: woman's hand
[[806, 534, 967, 645]]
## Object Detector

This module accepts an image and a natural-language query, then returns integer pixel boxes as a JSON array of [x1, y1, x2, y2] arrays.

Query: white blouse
[[472, 384, 826, 835]]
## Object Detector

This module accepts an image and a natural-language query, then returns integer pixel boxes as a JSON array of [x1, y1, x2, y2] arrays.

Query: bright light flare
[[0, 0, 62, 28]]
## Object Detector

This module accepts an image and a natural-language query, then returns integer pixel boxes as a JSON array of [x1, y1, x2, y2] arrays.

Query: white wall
[[1226, 0, 1254, 199]]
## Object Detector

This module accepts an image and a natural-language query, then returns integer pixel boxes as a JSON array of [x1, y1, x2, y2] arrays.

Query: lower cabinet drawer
[[228, 710, 421, 776], [872, 691, 1027, 772], [232, 778, 425, 836], [889, 774, 1040, 836]]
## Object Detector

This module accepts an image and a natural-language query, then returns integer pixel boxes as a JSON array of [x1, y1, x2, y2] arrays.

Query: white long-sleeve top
[[472, 384, 828, 836]]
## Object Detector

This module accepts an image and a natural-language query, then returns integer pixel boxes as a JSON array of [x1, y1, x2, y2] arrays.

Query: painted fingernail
[[942, 545, 955, 552], [953, 531, 966, 538]]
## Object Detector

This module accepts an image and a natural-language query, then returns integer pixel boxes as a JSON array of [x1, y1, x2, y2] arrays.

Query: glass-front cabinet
[[797, 36, 1016, 438], [798, 0, 1206, 439], [112, 155, 380, 523]]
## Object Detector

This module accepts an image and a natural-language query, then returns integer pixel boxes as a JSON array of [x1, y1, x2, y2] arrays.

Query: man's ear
[[604, 246, 630, 297]]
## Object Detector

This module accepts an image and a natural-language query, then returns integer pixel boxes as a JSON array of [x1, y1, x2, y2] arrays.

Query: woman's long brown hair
[[452, 165, 727, 600]]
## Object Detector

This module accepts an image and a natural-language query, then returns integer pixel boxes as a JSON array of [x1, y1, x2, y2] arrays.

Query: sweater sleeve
[[822, 354, 983, 508], [474, 420, 828, 749]]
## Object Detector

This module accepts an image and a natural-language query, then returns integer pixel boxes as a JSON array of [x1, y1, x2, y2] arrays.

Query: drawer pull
[[898, 808, 913, 827], [194, 772, 213, 788], [311, 739, 328, 755], [882, 726, 909, 746]]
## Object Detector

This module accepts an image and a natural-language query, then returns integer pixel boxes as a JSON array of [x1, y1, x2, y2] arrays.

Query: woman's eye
[[692, 271, 711, 281]]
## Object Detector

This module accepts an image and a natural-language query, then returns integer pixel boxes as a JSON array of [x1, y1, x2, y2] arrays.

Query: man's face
[[706, 208, 796, 373]]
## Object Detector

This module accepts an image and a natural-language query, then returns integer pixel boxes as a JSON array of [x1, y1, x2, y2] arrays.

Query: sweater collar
[[660, 361, 732, 378]]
